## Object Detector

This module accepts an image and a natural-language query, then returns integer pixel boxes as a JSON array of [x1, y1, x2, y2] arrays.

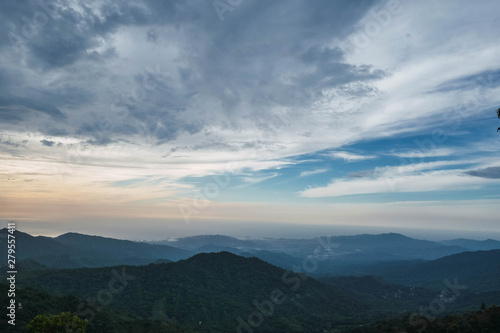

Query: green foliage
[[10, 251, 500, 332], [26, 312, 87, 333], [19, 252, 366, 332], [0, 283, 198, 333], [343, 304, 500, 333], [375, 249, 500, 291]]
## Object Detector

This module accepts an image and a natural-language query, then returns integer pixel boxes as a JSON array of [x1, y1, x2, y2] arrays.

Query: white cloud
[[300, 160, 500, 198], [2, 0, 500, 237], [391, 148, 455, 158], [328, 151, 376, 162], [241, 173, 279, 184], [300, 168, 328, 177]]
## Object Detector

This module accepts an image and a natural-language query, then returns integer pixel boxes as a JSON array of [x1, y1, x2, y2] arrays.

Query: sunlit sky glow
[[1, 0, 499, 240]]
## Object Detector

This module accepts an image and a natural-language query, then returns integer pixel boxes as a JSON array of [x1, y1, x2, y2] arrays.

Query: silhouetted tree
[[497, 108, 500, 132]]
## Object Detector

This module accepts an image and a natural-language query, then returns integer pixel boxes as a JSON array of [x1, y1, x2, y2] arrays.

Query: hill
[[154, 234, 255, 250], [440, 238, 500, 251], [0, 283, 198, 333], [20, 252, 369, 332], [2, 229, 478, 272], [344, 305, 500, 333], [55, 232, 192, 261], [375, 249, 500, 291], [0, 229, 191, 269]]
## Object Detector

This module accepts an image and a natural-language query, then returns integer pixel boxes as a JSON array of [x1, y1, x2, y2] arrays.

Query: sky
[[1, 0, 499, 241]]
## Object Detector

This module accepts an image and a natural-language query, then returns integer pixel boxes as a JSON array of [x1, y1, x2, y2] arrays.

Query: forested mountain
[[4, 229, 496, 273], [374, 249, 500, 291], [345, 305, 500, 333], [0, 229, 191, 269], [439, 238, 500, 251], [3, 244, 500, 332], [55, 232, 192, 261], [158, 233, 471, 261], [19, 252, 368, 332], [0, 283, 197, 333]]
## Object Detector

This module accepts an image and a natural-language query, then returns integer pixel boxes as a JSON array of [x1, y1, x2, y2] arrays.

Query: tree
[[497, 108, 500, 132], [26, 312, 87, 333]]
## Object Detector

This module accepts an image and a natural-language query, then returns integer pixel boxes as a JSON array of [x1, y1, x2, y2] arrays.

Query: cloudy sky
[[1, 0, 499, 240]]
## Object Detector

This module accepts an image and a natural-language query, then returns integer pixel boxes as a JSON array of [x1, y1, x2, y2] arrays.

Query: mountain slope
[[440, 238, 500, 251], [155, 234, 256, 250], [0, 228, 82, 259], [376, 249, 500, 291], [56, 232, 192, 261], [20, 252, 368, 332], [0, 229, 191, 269], [0, 283, 198, 333], [155, 233, 470, 264]]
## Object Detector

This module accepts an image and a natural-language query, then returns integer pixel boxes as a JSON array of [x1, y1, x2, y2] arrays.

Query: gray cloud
[[40, 139, 55, 146], [0, 95, 65, 119], [465, 167, 500, 179], [0, 0, 381, 145], [347, 169, 376, 178]]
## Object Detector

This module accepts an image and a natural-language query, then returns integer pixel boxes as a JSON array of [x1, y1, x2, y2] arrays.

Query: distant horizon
[[6, 220, 500, 243]]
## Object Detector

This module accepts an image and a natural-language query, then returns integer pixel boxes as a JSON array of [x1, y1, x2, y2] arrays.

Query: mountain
[[154, 234, 256, 250], [318, 275, 500, 317], [193, 243, 243, 254], [240, 250, 302, 270], [0, 228, 82, 259], [2, 228, 474, 274], [0, 283, 197, 333], [345, 305, 500, 333], [440, 238, 500, 251], [320, 275, 437, 315], [375, 249, 500, 292], [154, 233, 470, 265], [0, 229, 192, 269], [20, 252, 370, 332], [55, 232, 192, 261], [323, 233, 468, 260]]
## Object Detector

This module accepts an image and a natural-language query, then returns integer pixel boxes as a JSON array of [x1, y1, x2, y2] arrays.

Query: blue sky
[[0, 0, 499, 240]]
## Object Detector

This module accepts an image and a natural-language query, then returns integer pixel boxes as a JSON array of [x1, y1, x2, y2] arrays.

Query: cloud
[[328, 151, 376, 162], [241, 172, 279, 184], [300, 160, 498, 198], [300, 168, 328, 177], [0, 0, 500, 237], [301, 169, 494, 198], [40, 139, 55, 147], [392, 148, 455, 158], [466, 166, 500, 179]]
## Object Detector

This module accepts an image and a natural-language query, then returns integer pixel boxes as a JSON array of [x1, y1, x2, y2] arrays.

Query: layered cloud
[[1, 0, 500, 235]]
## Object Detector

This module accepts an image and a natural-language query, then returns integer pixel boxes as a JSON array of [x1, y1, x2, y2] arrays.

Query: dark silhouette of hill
[[0, 283, 197, 333], [345, 305, 500, 333], [0, 229, 191, 269], [153, 234, 255, 250], [2, 229, 482, 273], [56, 232, 192, 261], [193, 243, 243, 254], [20, 252, 368, 332], [440, 238, 500, 251], [0, 228, 82, 258], [375, 249, 500, 291], [240, 250, 302, 271]]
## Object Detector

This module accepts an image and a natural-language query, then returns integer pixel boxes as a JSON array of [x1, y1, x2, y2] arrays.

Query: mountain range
[[2, 229, 500, 273], [2, 229, 500, 332]]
